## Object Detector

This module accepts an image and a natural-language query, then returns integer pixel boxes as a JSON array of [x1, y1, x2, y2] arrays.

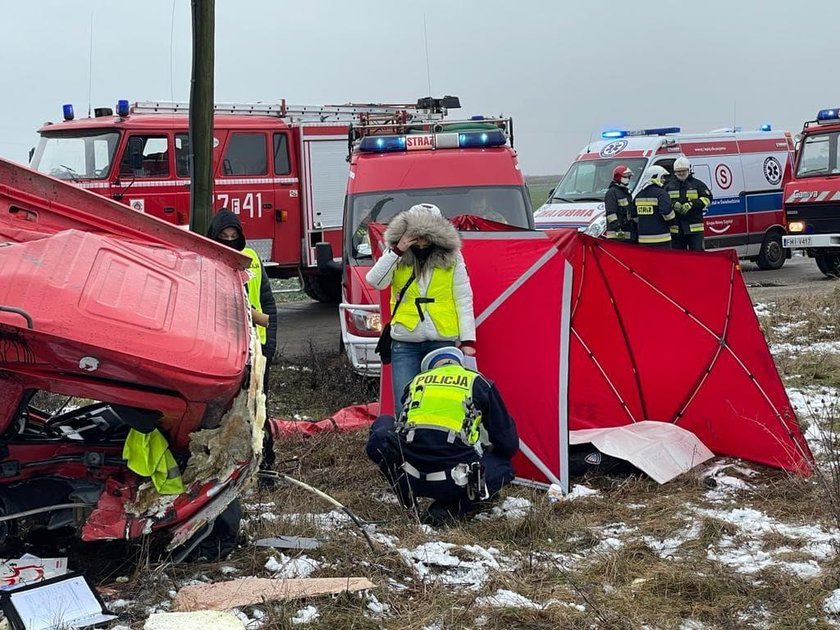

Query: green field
[[526, 174, 560, 210]]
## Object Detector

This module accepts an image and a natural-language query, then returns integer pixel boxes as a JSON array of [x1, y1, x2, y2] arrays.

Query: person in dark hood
[[207, 209, 278, 393], [366, 203, 476, 407]]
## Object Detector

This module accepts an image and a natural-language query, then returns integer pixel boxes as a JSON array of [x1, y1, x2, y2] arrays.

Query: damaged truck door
[[0, 157, 266, 559]]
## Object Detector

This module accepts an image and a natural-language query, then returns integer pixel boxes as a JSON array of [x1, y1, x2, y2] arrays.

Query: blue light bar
[[760, 123, 772, 131], [117, 99, 130, 117], [458, 129, 506, 148], [601, 127, 680, 139], [817, 108, 840, 123], [62, 104, 74, 121], [358, 135, 407, 153]]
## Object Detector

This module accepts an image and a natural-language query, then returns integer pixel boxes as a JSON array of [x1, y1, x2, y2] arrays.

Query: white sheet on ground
[[569, 421, 714, 484]]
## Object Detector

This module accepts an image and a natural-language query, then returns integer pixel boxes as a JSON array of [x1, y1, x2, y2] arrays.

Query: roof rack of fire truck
[[130, 98, 454, 124]]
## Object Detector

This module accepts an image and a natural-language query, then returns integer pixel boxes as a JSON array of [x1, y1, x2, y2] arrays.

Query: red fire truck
[[29, 99, 432, 302], [782, 107, 840, 277], [315, 98, 535, 375]]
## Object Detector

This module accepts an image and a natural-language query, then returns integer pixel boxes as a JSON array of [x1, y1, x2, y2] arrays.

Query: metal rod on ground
[[0, 503, 94, 523], [259, 471, 377, 551]]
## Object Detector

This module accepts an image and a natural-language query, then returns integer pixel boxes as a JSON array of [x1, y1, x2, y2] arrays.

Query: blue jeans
[[390, 339, 453, 414]]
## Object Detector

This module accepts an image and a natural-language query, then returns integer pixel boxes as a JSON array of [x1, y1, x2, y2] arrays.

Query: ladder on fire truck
[[130, 99, 449, 124]]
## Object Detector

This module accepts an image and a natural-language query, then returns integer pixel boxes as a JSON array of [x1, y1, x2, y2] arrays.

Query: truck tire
[[815, 254, 840, 279], [756, 232, 785, 271], [302, 274, 342, 304]]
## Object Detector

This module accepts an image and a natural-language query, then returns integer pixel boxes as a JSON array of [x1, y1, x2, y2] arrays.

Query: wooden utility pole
[[189, 0, 214, 235]]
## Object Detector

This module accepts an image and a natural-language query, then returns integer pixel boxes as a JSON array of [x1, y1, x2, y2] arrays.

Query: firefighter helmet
[[645, 165, 669, 186], [673, 156, 691, 181], [612, 165, 633, 183]]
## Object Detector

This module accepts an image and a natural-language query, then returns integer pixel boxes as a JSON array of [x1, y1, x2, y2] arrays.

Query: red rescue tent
[[370, 225, 812, 489]]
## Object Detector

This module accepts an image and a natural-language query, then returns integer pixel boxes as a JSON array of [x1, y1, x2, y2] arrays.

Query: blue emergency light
[[358, 135, 407, 153], [62, 104, 74, 121], [458, 129, 506, 148], [601, 127, 680, 139], [117, 99, 130, 117], [358, 129, 506, 153], [817, 108, 840, 123], [760, 123, 772, 131]]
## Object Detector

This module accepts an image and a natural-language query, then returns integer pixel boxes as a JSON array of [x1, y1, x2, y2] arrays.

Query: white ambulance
[[534, 126, 795, 269]]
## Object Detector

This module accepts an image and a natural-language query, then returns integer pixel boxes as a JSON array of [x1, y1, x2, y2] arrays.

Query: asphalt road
[[273, 255, 838, 360]]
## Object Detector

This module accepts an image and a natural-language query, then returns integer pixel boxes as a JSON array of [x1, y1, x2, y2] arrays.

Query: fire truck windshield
[[551, 158, 649, 202], [796, 131, 840, 178], [31, 130, 120, 181], [348, 186, 531, 260]]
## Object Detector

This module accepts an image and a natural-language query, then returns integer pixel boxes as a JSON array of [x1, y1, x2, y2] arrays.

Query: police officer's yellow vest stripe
[[243, 247, 267, 345], [405, 364, 481, 444], [391, 265, 459, 337]]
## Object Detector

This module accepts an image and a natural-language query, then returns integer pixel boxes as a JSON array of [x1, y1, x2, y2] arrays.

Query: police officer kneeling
[[366, 346, 519, 526]]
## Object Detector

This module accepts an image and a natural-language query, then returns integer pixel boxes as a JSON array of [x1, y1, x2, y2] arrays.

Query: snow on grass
[[771, 341, 840, 355], [397, 541, 514, 590], [643, 521, 703, 559], [753, 302, 774, 317], [475, 588, 541, 609], [290, 605, 319, 625], [264, 553, 320, 578], [694, 506, 839, 578], [364, 593, 391, 618], [472, 496, 532, 521]]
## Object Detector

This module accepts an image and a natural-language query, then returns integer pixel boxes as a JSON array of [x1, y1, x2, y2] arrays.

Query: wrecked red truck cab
[[0, 158, 263, 556]]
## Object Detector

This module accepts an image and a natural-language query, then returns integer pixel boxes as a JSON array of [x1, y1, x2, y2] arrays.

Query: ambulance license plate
[[783, 235, 812, 248]]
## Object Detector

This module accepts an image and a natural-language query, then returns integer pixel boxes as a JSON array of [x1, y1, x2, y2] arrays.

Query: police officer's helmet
[[421, 346, 465, 372]]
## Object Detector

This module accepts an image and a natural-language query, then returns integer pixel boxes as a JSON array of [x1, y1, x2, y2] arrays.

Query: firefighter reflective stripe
[[636, 198, 656, 215], [606, 212, 619, 222], [618, 199, 629, 206], [243, 247, 267, 345], [686, 190, 699, 200], [662, 209, 676, 221], [405, 365, 480, 444], [391, 265, 458, 336], [668, 190, 681, 199], [123, 428, 185, 495], [639, 232, 673, 244], [689, 223, 705, 232], [402, 461, 448, 482]]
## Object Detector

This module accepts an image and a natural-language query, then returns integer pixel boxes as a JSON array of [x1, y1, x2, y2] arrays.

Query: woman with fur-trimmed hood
[[366, 203, 476, 407]]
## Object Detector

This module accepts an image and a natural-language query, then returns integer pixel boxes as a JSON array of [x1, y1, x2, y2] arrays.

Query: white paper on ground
[[570, 421, 714, 484], [6, 574, 115, 629], [0, 555, 68, 590]]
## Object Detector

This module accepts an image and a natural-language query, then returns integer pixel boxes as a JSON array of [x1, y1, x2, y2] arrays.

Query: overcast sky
[[1, 1, 837, 175]]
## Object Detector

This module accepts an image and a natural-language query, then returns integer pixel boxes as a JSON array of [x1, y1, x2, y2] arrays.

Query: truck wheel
[[302, 274, 342, 304], [756, 232, 785, 270], [815, 254, 840, 279]]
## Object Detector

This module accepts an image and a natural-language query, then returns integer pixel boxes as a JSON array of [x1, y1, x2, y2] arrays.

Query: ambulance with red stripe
[[315, 98, 534, 374], [30, 99, 424, 303], [782, 108, 840, 278], [535, 127, 794, 269]]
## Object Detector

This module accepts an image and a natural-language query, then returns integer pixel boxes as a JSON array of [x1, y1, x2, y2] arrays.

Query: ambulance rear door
[[299, 123, 350, 268], [737, 133, 790, 254]]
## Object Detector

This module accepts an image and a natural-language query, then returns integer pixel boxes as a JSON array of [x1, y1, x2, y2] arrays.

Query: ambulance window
[[119, 135, 170, 178], [222, 133, 267, 176], [654, 159, 675, 174], [175, 134, 191, 177], [273, 133, 291, 175]]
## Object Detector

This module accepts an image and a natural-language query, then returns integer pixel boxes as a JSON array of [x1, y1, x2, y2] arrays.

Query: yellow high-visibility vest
[[243, 247, 266, 344], [391, 265, 459, 337], [123, 428, 185, 495], [405, 364, 481, 445]]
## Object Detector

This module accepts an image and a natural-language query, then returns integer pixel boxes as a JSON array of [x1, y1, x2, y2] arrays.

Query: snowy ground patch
[[265, 553, 320, 578], [475, 589, 541, 609], [397, 541, 515, 590]]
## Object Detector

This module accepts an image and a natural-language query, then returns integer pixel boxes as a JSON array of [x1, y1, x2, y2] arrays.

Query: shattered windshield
[[551, 157, 649, 202], [31, 130, 121, 181], [347, 186, 531, 260]]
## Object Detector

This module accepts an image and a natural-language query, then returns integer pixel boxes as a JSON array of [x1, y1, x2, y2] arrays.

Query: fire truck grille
[[787, 204, 840, 234]]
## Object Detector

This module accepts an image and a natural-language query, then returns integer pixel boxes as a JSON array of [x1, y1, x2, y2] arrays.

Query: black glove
[[690, 199, 705, 211]]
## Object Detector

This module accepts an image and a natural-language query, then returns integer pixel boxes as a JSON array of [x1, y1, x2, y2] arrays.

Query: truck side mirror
[[315, 242, 342, 274], [128, 137, 144, 172]]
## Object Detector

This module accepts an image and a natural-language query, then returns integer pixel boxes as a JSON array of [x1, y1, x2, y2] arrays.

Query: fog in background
[[1, 0, 836, 174]]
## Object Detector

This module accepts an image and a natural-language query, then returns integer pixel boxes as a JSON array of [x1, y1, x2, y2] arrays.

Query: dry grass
[[32, 288, 840, 628]]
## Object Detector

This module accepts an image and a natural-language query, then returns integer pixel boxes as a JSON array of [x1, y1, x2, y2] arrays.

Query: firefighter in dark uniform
[[604, 165, 636, 242], [632, 165, 675, 247], [666, 156, 713, 251], [366, 346, 519, 526]]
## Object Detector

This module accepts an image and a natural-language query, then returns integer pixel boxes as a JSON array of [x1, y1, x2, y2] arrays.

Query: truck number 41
[[215, 193, 263, 219]]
